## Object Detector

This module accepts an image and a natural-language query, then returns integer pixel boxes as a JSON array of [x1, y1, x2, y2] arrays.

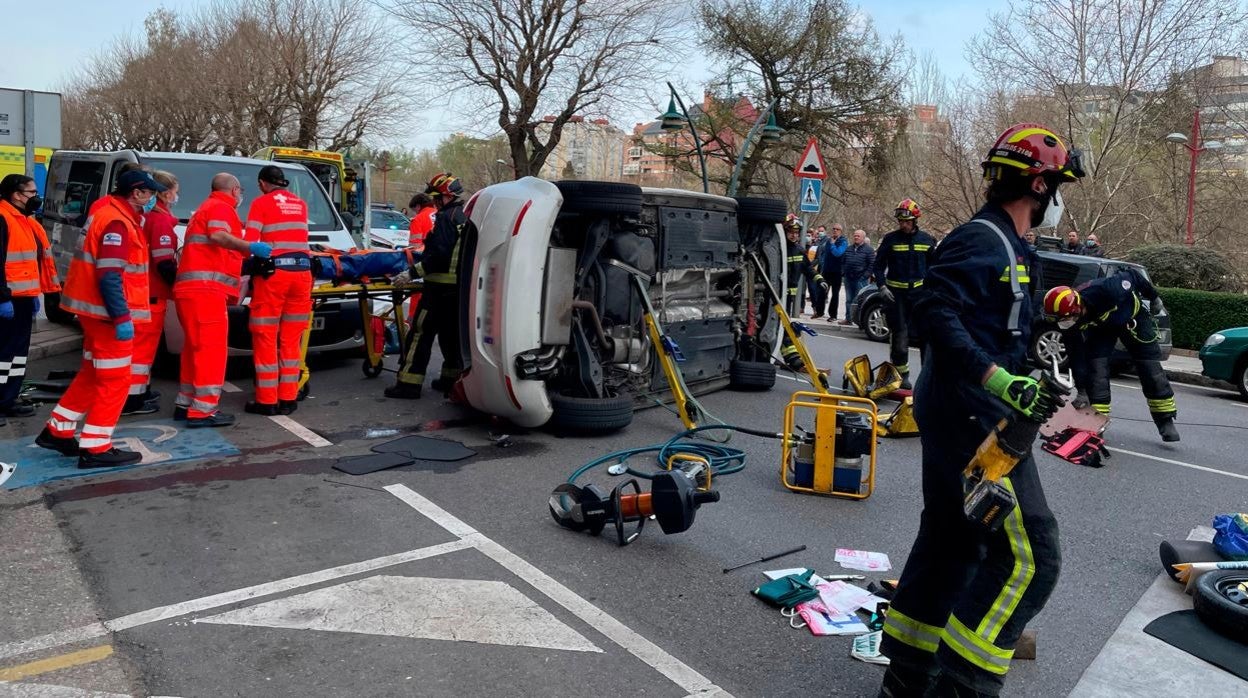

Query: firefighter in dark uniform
[[386, 173, 467, 400], [879, 123, 1082, 697], [1043, 270, 1178, 441], [873, 199, 936, 389], [781, 214, 825, 369]]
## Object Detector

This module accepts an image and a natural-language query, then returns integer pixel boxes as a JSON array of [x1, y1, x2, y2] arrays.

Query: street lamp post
[[658, 82, 709, 193], [1166, 110, 1223, 246], [726, 98, 783, 197]]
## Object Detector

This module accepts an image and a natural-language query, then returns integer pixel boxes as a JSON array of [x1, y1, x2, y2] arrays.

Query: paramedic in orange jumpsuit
[[123, 170, 180, 416], [243, 165, 311, 416], [36, 170, 166, 468]]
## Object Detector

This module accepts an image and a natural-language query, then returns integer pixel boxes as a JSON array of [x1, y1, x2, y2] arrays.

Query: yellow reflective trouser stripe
[[424, 272, 456, 284], [977, 478, 1035, 641], [882, 608, 941, 653], [943, 614, 1014, 675], [885, 279, 923, 288], [781, 344, 799, 357], [1148, 397, 1177, 412], [787, 288, 797, 296], [1092, 403, 1111, 415]]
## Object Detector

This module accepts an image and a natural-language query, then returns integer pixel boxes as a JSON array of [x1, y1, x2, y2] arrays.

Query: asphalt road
[[1, 329, 1246, 697]]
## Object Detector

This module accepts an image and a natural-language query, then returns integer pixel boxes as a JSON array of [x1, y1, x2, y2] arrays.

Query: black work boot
[[279, 400, 298, 415], [1154, 413, 1180, 442], [898, 372, 912, 391], [244, 401, 280, 416], [173, 406, 188, 421], [78, 447, 142, 469], [929, 672, 993, 697], [384, 383, 422, 400], [121, 393, 159, 416], [878, 664, 939, 698], [187, 412, 236, 429], [0, 403, 36, 418], [430, 377, 456, 393], [35, 427, 79, 456]]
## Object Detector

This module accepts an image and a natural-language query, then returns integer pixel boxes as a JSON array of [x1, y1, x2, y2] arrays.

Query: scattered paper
[[851, 631, 891, 665], [797, 599, 870, 636], [763, 567, 810, 580], [835, 548, 891, 572], [817, 581, 874, 615]]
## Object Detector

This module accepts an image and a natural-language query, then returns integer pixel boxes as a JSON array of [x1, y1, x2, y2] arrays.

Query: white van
[[39, 150, 365, 357]]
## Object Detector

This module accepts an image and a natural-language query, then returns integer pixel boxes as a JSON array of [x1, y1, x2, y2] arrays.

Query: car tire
[[734, 197, 788, 224], [728, 359, 776, 391], [1193, 569, 1248, 642], [1030, 326, 1070, 370], [547, 391, 634, 434], [1237, 357, 1248, 402], [861, 299, 890, 343], [555, 181, 643, 216]]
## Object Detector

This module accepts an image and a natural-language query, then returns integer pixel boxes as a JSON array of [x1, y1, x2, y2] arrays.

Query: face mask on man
[[142, 194, 158, 213], [1035, 188, 1064, 229], [24, 195, 42, 215]]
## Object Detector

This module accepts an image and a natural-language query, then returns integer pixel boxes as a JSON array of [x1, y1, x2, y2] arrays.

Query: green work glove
[[984, 367, 1057, 421]]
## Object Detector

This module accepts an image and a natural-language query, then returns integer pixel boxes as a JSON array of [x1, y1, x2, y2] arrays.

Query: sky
[[0, 0, 1007, 152]]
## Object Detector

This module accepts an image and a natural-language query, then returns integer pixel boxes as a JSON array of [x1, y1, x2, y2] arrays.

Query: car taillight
[[512, 200, 533, 237], [504, 375, 523, 410], [464, 191, 482, 218]]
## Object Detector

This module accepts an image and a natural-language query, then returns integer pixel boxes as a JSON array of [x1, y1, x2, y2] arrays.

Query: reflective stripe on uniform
[[151, 248, 176, 260], [999, 265, 1031, 283], [7, 279, 40, 293], [195, 385, 223, 397], [184, 234, 212, 245], [885, 279, 923, 289], [1147, 397, 1177, 413], [175, 270, 237, 286], [279, 359, 300, 369], [977, 478, 1035, 641], [250, 316, 280, 327], [190, 399, 217, 412], [882, 608, 941, 653], [912, 244, 931, 251], [256, 378, 279, 388], [206, 220, 233, 233], [60, 297, 110, 317], [280, 313, 310, 323], [93, 356, 132, 370], [254, 364, 279, 373], [942, 614, 1014, 675], [1092, 403, 1111, 415], [261, 222, 308, 234], [131, 363, 151, 376], [7, 250, 37, 261], [892, 244, 911, 251], [96, 258, 127, 270]]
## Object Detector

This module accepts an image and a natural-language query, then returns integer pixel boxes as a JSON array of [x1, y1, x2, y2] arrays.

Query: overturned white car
[[458, 178, 789, 431]]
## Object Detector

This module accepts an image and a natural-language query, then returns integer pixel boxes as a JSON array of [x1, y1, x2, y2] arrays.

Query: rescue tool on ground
[[748, 252, 827, 393]]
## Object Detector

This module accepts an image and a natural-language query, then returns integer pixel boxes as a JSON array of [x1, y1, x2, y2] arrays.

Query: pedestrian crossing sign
[[800, 177, 822, 213]]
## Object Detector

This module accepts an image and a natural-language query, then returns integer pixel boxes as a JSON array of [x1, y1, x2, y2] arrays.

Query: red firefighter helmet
[[982, 124, 1084, 182], [426, 172, 464, 197], [784, 213, 801, 231], [895, 198, 921, 220], [1043, 285, 1084, 323]]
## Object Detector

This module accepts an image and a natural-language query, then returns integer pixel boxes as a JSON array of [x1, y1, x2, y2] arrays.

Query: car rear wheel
[[1031, 327, 1070, 370], [555, 181, 642, 216], [728, 359, 776, 391], [1237, 357, 1248, 402], [547, 391, 634, 435], [862, 299, 890, 343], [1193, 569, 1248, 642], [733, 197, 787, 224]]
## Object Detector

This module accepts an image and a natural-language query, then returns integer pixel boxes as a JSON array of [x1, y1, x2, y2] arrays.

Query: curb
[[29, 334, 82, 362], [1163, 368, 1236, 392]]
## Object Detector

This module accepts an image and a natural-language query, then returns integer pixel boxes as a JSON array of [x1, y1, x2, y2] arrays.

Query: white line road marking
[[221, 382, 242, 393], [0, 540, 472, 662], [267, 415, 332, 447], [383, 484, 728, 698], [776, 372, 801, 382], [1110, 382, 1140, 390], [1113, 447, 1248, 481], [1234, 402, 1247, 409]]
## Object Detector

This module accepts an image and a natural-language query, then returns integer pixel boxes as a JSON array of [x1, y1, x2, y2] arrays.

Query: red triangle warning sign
[[793, 138, 827, 180]]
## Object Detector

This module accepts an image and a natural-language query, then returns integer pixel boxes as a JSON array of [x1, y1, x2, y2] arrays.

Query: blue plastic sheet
[[313, 249, 421, 281], [1213, 513, 1248, 561]]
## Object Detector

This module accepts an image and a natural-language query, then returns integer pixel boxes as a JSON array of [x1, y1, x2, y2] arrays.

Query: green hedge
[[1158, 287, 1248, 349], [1122, 245, 1241, 292]]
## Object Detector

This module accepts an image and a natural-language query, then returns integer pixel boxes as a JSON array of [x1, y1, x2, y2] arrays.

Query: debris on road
[[835, 548, 891, 572]]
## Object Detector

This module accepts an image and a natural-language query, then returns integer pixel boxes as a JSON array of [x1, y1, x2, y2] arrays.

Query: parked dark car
[[847, 250, 1172, 369]]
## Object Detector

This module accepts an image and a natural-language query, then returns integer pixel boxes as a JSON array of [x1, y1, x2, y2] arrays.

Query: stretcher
[[294, 248, 425, 389]]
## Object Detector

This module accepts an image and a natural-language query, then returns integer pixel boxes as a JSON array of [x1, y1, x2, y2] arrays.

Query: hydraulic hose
[[567, 423, 780, 486]]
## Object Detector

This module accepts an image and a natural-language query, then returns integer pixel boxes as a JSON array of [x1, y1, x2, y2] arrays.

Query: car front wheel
[[862, 300, 890, 343], [1031, 327, 1069, 370], [1238, 358, 1248, 402]]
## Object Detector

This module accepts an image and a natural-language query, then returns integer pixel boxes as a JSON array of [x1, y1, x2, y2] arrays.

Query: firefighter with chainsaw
[[780, 214, 826, 370], [386, 173, 466, 400], [244, 166, 311, 416], [879, 124, 1082, 697], [873, 199, 936, 390], [1043, 270, 1179, 442], [37, 170, 167, 468], [174, 173, 270, 426]]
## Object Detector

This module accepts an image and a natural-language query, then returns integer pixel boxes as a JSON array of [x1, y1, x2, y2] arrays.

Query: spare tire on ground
[[728, 359, 776, 391], [555, 181, 643, 216], [547, 391, 634, 434], [1193, 569, 1248, 642], [734, 197, 787, 224]]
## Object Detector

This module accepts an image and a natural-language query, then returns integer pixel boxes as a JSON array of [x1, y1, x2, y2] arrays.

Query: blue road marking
[[0, 420, 240, 490]]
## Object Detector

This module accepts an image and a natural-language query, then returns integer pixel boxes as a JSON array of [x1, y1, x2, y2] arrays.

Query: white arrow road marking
[[195, 575, 602, 652]]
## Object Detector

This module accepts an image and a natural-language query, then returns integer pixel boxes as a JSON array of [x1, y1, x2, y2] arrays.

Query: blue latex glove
[[33, 296, 41, 315], [0, 301, 12, 319], [249, 242, 273, 258], [115, 320, 135, 341]]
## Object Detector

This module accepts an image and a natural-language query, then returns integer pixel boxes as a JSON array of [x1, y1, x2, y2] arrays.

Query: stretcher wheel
[[362, 359, 384, 378]]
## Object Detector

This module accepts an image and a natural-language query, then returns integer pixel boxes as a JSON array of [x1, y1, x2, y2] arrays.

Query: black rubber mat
[[45, 370, 78, 380], [21, 390, 65, 403], [27, 379, 72, 391], [370, 434, 476, 462], [1143, 610, 1248, 680], [332, 452, 416, 476]]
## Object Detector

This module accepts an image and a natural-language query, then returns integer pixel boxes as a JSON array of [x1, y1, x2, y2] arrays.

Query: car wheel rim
[[1036, 330, 1067, 364], [868, 308, 888, 338], [1217, 577, 1248, 606]]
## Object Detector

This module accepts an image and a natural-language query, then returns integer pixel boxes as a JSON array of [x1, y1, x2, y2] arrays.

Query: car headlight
[[1205, 333, 1226, 347]]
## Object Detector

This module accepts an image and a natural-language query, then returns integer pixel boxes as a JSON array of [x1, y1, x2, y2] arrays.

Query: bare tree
[[386, 0, 684, 177]]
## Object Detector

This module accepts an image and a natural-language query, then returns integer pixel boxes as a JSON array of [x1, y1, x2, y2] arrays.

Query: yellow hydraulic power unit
[[781, 391, 878, 500]]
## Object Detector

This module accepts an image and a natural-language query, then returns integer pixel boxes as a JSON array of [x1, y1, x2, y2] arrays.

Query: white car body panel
[[461, 177, 564, 428]]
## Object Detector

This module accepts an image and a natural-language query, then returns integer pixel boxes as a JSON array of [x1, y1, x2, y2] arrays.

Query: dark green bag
[[752, 570, 819, 609]]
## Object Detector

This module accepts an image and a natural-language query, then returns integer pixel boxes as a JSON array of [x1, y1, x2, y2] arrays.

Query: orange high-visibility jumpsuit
[[48, 196, 149, 453], [174, 191, 247, 419], [0, 200, 59, 410], [244, 189, 312, 406], [129, 201, 178, 397]]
